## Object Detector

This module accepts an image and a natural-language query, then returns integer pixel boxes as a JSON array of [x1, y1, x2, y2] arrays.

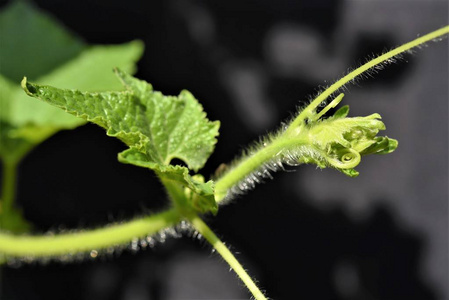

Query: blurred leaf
[[0, 74, 36, 162], [0, 1, 85, 82], [0, 74, 15, 122], [0, 1, 143, 163], [0, 1, 143, 233]]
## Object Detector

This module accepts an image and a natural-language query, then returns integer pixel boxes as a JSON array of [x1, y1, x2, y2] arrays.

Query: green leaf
[[22, 70, 220, 172], [115, 69, 220, 171], [360, 136, 398, 155], [0, 1, 85, 82], [22, 70, 220, 213], [340, 168, 359, 178], [333, 105, 349, 119]]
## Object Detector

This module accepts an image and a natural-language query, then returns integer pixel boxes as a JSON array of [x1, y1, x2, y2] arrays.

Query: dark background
[[0, 0, 447, 299]]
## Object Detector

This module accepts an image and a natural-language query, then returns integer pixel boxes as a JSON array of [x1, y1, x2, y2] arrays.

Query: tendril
[[326, 147, 361, 169]]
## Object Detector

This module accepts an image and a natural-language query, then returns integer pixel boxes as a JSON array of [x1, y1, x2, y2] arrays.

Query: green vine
[[0, 25, 448, 300], [0, 209, 180, 257]]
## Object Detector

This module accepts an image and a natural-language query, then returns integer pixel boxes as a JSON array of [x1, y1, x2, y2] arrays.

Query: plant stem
[[286, 25, 449, 133], [0, 209, 181, 257], [0, 161, 18, 216], [158, 175, 189, 214], [214, 137, 307, 202], [189, 214, 268, 300], [160, 173, 269, 299]]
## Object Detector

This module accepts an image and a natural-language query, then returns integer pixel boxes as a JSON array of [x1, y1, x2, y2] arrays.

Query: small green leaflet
[[22, 70, 220, 214]]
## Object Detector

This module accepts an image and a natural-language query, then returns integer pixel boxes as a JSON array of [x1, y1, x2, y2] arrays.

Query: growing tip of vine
[[21, 77, 35, 95]]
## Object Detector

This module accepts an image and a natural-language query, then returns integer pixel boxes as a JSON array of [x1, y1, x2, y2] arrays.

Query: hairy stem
[[214, 137, 308, 202], [190, 214, 268, 300], [160, 174, 269, 299], [0, 209, 181, 257], [286, 25, 449, 133], [0, 161, 17, 216], [159, 175, 190, 214]]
